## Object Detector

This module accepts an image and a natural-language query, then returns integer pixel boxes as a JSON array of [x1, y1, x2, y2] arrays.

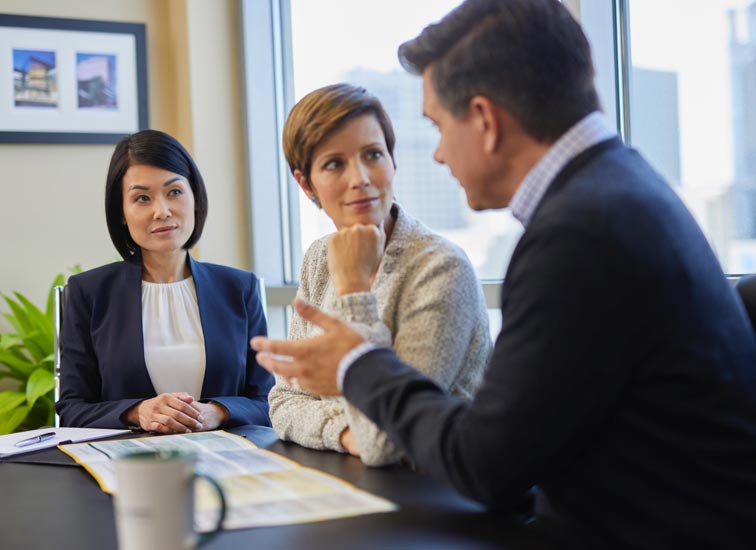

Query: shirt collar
[[509, 111, 616, 226]]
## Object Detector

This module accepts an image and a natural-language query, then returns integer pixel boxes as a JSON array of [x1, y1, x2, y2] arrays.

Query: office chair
[[53, 284, 65, 428], [735, 275, 756, 333], [258, 277, 268, 323]]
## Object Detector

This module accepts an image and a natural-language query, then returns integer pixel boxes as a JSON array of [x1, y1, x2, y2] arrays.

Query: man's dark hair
[[398, 0, 600, 142], [105, 129, 208, 263]]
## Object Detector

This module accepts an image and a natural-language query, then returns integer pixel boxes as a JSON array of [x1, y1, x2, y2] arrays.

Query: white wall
[[0, 0, 249, 320]]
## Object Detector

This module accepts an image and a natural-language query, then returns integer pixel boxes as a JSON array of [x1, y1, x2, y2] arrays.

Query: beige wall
[[0, 0, 248, 318]]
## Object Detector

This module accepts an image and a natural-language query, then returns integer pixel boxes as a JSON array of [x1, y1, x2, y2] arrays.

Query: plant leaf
[[0, 391, 27, 415], [2, 311, 23, 334], [0, 333, 22, 350], [3, 295, 34, 335], [26, 368, 55, 409], [0, 371, 24, 382], [13, 291, 53, 341], [0, 404, 30, 434], [0, 350, 36, 378], [5, 347, 32, 362], [20, 396, 54, 431], [26, 369, 55, 409], [20, 330, 52, 363]]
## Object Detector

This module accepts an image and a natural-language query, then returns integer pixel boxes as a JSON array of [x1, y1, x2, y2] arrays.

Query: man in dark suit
[[252, 0, 756, 547]]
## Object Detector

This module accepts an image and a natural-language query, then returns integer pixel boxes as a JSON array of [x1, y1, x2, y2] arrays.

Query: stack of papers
[[61, 431, 397, 529], [0, 427, 130, 458]]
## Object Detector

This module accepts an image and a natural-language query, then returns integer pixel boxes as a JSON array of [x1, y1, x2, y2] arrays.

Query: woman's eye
[[168, 188, 183, 196], [366, 149, 384, 160], [324, 159, 341, 170], [135, 195, 150, 203]]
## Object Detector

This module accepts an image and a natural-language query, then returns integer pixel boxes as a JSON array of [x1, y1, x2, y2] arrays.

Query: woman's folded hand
[[125, 392, 204, 433], [327, 222, 386, 296]]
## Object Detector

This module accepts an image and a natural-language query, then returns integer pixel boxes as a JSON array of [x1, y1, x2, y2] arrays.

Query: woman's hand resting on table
[[339, 427, 361, 457], [124, 392, 230, 433]]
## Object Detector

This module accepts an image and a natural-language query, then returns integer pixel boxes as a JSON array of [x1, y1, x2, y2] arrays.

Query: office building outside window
[[625, 0, 756, 273]]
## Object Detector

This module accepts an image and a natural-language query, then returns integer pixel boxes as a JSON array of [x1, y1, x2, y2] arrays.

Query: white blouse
[[142, 277, 206, 399]]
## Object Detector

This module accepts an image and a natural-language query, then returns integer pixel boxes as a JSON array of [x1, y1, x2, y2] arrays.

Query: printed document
[[60, 430, 396, 529]]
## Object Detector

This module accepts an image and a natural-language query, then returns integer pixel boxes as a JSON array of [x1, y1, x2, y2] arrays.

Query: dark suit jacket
[[56, 256, 274, 429], [344, 138, 756, 549]]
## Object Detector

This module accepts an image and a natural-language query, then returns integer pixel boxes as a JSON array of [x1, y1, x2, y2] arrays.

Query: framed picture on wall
[[0, 14, 148, 144]]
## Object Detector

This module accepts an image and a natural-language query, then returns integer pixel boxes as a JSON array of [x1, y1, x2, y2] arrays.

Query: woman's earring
[[311, 196, 321, 209]]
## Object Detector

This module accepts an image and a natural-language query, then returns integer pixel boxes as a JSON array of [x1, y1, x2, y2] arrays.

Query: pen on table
[[14, 431, 56, 448]]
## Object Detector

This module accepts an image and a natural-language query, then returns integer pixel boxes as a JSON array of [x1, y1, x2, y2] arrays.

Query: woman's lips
[[345, 197, 378, 208], [152, 226, 176, 234]]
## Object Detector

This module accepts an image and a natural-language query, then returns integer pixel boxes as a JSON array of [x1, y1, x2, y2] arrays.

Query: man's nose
[[433, 145, 444, 165]]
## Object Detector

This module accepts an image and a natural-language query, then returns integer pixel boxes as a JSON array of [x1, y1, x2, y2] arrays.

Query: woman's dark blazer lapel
[[188, 255, 223, 396], [113, 261, 156, 397]]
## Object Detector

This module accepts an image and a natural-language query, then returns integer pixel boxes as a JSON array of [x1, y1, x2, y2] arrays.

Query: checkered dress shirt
[[509, 111, 617, 227]]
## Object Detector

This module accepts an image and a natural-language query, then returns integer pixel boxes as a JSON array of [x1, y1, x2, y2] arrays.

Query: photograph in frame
[[13, 48, 58, 108], [0, 14, 147, 144], [76, 52, 117, 110]]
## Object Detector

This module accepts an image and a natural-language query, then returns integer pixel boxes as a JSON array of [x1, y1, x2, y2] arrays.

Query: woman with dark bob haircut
[[56, 129, 273, 432], [267, 83, 491, 466]]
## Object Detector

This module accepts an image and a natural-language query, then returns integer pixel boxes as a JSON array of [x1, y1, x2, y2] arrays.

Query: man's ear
[[470, 96, 503, 154], [293, 170, 314, 199]]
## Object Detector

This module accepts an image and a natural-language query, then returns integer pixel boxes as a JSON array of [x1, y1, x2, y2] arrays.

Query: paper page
[[0, 427, 130, 458], [61, 430, 397, 529]]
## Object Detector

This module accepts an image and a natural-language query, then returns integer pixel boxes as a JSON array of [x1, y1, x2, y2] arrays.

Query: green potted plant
[[0, 271, 78, 434]]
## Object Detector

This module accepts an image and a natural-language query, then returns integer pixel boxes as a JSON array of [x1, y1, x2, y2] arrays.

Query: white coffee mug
[[113, 450, 226, 550]]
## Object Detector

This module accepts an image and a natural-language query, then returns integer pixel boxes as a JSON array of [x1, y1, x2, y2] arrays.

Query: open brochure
[[0, 427, 130, 458], [60, 430, 397, 530]]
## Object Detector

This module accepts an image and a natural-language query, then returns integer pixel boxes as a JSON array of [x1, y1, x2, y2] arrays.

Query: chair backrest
[[258, 276, 268, 323], [736, 275, 756, 334], [53, 285, 65, 428]]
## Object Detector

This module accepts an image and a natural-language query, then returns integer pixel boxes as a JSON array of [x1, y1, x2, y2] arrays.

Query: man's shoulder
[[535, 144, 678, 232], [513, 142, 724, 296]]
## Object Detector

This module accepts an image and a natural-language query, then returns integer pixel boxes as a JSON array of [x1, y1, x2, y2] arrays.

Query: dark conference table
[[0, 425, 549, 549]]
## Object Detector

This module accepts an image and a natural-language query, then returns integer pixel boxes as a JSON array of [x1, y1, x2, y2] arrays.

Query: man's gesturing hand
[[251, 299, 366, 396]]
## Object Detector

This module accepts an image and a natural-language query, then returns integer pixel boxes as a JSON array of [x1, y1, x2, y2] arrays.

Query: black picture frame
[[0, 13, 148, 144]]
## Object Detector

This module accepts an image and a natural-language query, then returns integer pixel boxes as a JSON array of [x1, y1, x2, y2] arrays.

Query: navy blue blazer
[[56, 256, 274, 429], [344, 139, 756, 549]]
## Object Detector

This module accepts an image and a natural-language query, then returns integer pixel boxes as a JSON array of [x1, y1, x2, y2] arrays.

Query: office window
[[287, 0, 524, 282], [625, 0, 755, 273], [580, 0, 756, 274]]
